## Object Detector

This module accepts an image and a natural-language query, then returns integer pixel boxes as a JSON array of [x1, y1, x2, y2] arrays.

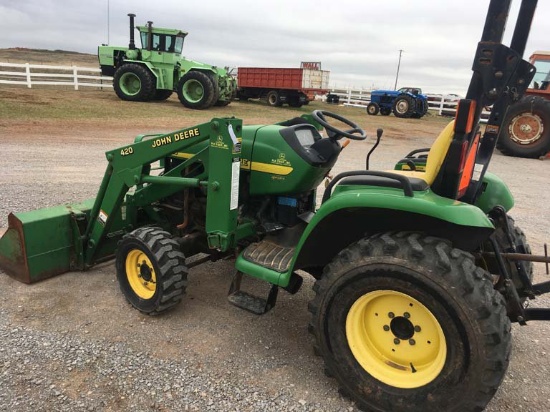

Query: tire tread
[[308, 231, 511, 412]]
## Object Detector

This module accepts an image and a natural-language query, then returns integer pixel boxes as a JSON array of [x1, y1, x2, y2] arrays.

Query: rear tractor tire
[[308, 232, 510, 412], [380, 107, 391, 116], [479, 215, 534, 308], [497, 96, 550, 158], [177, 71, 216, 110], [410, 99, 429, 119], [421, 99, 429, 116], [116, 227, 188, 315], [392, 94, 415, 118], [113, 63, 156, 102]]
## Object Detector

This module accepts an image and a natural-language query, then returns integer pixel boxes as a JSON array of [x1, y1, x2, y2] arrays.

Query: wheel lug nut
[[409, 339, 416, 345], [383, 325, 390, 331], [414, 325, 421, 332], [394, 338, 400, 345], [388, 312, 395, 319], [403, 312, 410, 319]]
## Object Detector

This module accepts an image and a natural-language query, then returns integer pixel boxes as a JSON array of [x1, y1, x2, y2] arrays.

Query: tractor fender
[[474, 172, 514, 213], [288, 186, 494, 279], [178, 61, 219, 76], [188, 68, 218, 76], [121, 60, 162, 88]]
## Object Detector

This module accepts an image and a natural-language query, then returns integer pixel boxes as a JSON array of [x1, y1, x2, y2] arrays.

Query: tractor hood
[[242, 120, 339, 196]]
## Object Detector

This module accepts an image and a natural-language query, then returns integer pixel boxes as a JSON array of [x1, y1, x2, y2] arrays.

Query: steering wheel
[[312, 110, 367, 141]]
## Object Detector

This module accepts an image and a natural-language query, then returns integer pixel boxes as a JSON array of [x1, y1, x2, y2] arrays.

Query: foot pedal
[[228, 271, 279, 315]]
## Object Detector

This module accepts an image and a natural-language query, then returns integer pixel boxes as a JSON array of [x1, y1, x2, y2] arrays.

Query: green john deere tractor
[[1, 1, 550, 411], [98, 14, 236, 109]]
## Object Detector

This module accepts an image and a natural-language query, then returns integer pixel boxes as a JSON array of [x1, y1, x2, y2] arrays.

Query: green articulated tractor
[[98, 14, 236, 109], [2, 1, 550, 411]]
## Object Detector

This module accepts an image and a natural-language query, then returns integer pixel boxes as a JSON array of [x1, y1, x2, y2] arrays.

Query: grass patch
[[0, 85, 449, 126], [0, 84, 451, 147], [0, 48, 451, 138]]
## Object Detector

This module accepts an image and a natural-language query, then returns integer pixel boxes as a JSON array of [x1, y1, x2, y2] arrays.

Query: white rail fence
[[0, 62, 485, 117], [0, 62, 112, 90]]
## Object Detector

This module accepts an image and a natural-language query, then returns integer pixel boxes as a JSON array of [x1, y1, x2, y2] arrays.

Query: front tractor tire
[[308, 232, 510, 412], [113, 64, 156, 102], [392, 94, 415, 118], [177, 71, 216, 110], [497, 96, 550, 158], [366, 102, 380, 116], [116, 227, 188, 315]]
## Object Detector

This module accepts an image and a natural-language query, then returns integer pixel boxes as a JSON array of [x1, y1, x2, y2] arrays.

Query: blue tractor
[[367, 87, 429, 118]]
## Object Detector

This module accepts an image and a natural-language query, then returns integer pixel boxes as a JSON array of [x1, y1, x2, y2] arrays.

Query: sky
[[1, 0, 548, 96]]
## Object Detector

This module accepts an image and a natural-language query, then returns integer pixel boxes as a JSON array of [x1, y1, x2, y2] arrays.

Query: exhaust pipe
[[128, 13, 136, 50], [147, 21, 153, 51]]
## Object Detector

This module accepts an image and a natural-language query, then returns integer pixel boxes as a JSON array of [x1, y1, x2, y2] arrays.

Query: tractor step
[[242, 240, 295, 273], [227, 271, 279, 315]]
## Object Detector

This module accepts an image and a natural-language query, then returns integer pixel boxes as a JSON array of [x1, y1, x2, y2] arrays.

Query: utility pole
[[107, 0, 110, 45], [394, 49, 404, 90]]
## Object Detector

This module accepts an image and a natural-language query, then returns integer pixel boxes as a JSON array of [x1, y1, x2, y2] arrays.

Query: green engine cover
[[241, 125, 332, 196]]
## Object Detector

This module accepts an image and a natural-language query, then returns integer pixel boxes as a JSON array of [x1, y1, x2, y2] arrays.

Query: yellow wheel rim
[[125, 249, 157, 300], [346, 290, 446, 389]]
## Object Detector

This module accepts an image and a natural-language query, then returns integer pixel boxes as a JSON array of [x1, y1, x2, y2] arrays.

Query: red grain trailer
[[236, 67, 330, 107]]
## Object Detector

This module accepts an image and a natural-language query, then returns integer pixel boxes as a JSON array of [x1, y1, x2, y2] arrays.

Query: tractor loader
[[1, 0, 550, 411]]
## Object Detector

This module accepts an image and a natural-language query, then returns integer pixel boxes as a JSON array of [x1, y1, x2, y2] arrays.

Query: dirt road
[[0, 113, 549, 411]]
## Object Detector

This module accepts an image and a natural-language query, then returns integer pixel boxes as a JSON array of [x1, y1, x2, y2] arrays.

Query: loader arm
[[0, 117, 243, 283], [83, 117, 243, 266]]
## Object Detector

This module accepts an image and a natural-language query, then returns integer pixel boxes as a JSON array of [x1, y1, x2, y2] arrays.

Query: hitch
[[479, 206, 550, 324]]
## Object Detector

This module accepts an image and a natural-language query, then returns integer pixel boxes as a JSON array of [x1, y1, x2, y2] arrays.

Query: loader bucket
[[0, 200, 94, 284]]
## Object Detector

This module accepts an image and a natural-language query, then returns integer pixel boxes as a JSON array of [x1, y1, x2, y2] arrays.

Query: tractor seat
[[389, 120, 455, 186], [322, 120, 456, 203], [338, 175, 428, 192]]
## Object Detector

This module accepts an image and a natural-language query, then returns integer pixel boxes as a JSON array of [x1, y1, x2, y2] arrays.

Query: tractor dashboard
[[294, 127, 317, 148], [279, 124, 339, 167]]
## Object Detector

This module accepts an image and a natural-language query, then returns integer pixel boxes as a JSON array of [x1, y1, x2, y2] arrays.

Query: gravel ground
[[0, 116, 549, 411]]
